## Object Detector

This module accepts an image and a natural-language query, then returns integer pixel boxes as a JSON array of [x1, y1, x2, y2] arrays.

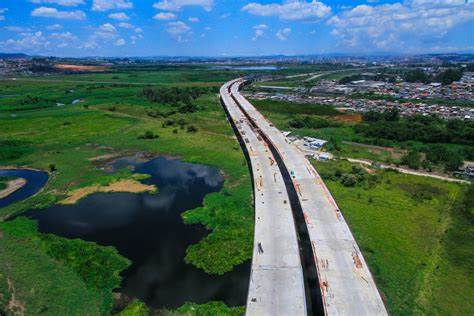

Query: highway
[[220, 81, 307, 315], [222, 79, 388, 315]]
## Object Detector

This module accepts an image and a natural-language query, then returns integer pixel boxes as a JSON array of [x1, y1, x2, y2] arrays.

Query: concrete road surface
[[228, 79, 388, 316], [221, 81, 307, 315]]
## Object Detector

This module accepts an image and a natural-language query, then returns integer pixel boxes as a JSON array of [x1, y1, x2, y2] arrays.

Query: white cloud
[[188, 17, 199, 22], [82, 22, 120, 49], [130, 33, 143, 44], [49, 31, 77, 47], [220, 13, 231, 19], [242, 1, 331, 21], [166, 21, 192, 42], [47, 23, 63, 30], [134, 27, 143, 33], [29, 0, 85, 6], [50, 31, 77, 41], [114, 38, 126, 46], [276, 27, 291, 40], [31, 7, 86, 20], [92, 0, 133, 12], [0, 31, 49, 52], [252, 24, 268, 41], [118, 22, 134, 28], [0, 8, 8, 21], [98, 22, 117, 34], [328, 0, 474, 51], [0, 30, 77, 51], [153, 0, 214, 12], [3, 26, 32, 32], [108, 12, 130, 21], [154, 12, 177, 20]]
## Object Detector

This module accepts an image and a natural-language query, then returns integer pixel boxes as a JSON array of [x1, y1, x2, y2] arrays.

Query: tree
[[401, 150, 422, 169], [187, 125, 198, 133], [444, 154, 464, 172], [382, 108, 400, 122], [436, 68, 463, 85], [404, 69, 431, 83], [341, 174, 357, 187]]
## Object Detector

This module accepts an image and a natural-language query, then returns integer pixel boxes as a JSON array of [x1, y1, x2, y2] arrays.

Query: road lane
[[229, 79, 388, 316], [220, 81, 307, 315]]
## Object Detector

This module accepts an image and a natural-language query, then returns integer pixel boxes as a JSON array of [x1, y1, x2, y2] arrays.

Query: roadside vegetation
[[313, 159, 473, 315], [252, 98, 473, 174]]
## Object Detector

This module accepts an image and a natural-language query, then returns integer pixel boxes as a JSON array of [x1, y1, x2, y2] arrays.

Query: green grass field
[[313, 160, 473, 315], [0, 69, 254, 315]]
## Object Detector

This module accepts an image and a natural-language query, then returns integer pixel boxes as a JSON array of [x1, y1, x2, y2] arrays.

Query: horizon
[[2, 51, 474, 59], [0, 0, 473, 57]]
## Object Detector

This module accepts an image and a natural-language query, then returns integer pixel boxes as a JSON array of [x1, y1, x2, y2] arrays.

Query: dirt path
[[346, 158, 470, 184]]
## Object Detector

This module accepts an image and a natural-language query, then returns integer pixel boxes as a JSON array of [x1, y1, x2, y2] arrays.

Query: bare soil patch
[[54, 64, 107, 72], [0, 178, 27, 199], [60, 180, 157, 205]]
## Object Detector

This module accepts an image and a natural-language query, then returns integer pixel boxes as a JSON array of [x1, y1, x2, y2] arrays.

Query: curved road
[[222, 79, 388, 315], [221, 81, 307, 315]]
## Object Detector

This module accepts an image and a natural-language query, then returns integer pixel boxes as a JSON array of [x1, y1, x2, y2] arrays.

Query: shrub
[[341, 174, 357, 187], [288, 116, 332, 129], [137, 131, 159, 140], [187, 125, 198, 133], [401, 150, 422, 169]]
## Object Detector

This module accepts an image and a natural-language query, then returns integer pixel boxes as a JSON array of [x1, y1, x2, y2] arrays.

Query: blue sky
[[0, 0, 472, 57]]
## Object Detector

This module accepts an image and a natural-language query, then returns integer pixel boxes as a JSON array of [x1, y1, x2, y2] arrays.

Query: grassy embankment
[[313, 159, 473, 315], [0, 68, 254, 314]]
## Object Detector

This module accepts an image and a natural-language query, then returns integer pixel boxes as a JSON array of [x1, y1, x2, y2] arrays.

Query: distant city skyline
[[0, 0, 473, 57]]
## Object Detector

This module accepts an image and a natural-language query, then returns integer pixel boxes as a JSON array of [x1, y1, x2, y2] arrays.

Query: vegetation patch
[[251, 98, 340, 116], [313, 159, 473, 315], [0, 140, 34, 163], [0, 217, 130, 315], [118, 300, 148, 316], [175, 301, 245, 316]]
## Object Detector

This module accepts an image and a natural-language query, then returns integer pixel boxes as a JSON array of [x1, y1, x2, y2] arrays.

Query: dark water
[[0, 169, 48, 208], [25, 157, 250, 309]]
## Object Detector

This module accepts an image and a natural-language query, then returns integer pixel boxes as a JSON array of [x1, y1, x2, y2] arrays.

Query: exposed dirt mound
[[60, 180, 156, 205]]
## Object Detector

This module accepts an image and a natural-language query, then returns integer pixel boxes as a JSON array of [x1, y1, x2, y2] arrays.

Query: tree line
[[403, 68, 464, 85], [357, 109, 474, 171]]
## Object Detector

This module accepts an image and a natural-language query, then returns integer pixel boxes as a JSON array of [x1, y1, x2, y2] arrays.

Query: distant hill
[[0, 53, 30, 59]]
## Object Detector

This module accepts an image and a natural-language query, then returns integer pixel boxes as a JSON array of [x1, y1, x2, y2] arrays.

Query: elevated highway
[[222, 79, 388, 315], [220, 81, 307, 315]]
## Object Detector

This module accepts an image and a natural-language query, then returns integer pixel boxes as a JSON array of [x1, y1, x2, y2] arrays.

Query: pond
[[24, 157, 250, 310], [0, 169, 49, 208]]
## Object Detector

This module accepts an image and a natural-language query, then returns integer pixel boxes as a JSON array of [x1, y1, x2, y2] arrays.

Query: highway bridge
[[221, 80, 307, 315], [221, 79, 388, 316]]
